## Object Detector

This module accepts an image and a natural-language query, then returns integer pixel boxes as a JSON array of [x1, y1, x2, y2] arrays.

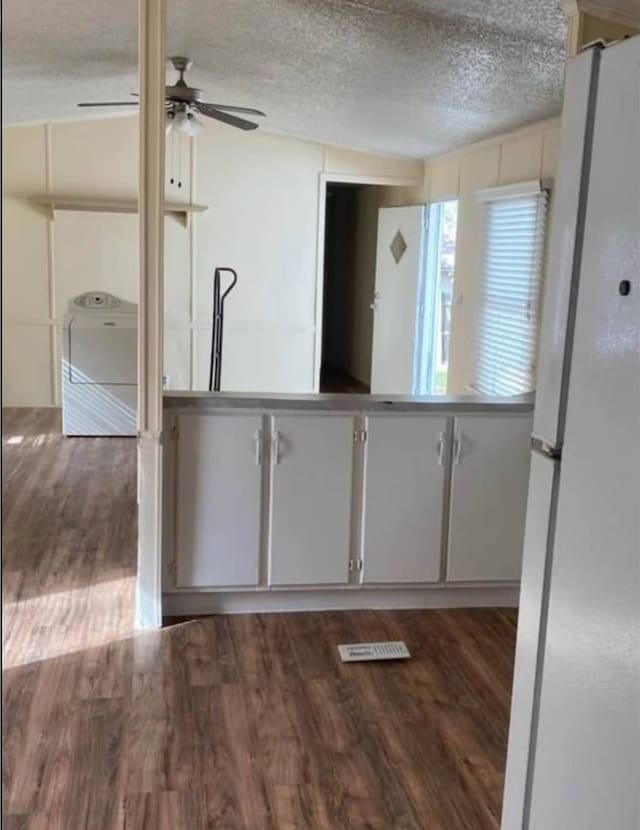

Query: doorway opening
[[320, 182, 388, 393]]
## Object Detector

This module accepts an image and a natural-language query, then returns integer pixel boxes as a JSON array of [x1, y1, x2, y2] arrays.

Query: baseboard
[[1, 404, 61, 410], [163, 585, 520, 616]]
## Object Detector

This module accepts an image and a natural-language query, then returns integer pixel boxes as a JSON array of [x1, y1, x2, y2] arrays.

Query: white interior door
[[370, 205, 426, 394], [447, 414, 532, 582], [175, 413, 263, 587], [528, 39, 640, 830], [269, 415, 353, 585], [362, 415, 447, 583]]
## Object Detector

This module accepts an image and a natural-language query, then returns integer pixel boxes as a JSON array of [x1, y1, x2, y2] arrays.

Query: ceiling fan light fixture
[[186, 112, 203, 136], [172, 108, 190, 134], [165, 111, 175, 134]]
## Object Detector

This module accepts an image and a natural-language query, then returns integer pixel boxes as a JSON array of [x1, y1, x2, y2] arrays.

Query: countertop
[[163, 390, 535, 414]]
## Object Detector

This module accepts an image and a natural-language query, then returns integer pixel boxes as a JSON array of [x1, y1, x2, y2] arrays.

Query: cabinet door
[[175, 413, 263, 587], [270, 415, 353, 585], [447, 414, 532, 582], [362, 416, 447, 583]]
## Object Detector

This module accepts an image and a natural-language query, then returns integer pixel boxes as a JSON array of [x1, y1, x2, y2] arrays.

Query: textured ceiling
[[2, 0, 568, 157]]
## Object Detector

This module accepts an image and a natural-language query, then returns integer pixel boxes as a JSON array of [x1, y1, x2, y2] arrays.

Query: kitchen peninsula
[[162, 391, 533, 616]]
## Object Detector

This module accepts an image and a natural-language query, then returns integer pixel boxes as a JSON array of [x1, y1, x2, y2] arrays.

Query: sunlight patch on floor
[[2, 576, 136, 668]]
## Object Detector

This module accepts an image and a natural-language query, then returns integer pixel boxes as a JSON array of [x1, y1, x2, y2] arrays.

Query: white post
[[136, 0, 166, 629]]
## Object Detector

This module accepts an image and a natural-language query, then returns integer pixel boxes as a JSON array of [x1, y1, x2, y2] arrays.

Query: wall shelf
[[31, 195, 208, 226]]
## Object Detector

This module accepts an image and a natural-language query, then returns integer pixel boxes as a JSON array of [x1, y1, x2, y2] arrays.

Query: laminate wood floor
[[2, 407, 518, 830]]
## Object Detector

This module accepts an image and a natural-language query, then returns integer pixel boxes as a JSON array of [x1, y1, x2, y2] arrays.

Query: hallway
[[2, 409, 517, 829]]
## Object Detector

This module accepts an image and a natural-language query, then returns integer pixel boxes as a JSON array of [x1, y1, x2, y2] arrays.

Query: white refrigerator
[[502, 37, 640, 830]]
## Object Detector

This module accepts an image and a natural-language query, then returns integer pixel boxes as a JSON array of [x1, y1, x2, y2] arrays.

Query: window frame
[[473, 180, 551, 397]]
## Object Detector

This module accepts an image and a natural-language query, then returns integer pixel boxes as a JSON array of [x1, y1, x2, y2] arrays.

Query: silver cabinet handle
[[437, 432, 446, 466], [254, 429, 263, 466], [272, 430, 282, 465], [453, 432, 464, 465]]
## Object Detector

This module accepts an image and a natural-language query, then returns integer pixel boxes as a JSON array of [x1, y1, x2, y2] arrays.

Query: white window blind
[[474, 185, 549, 396]]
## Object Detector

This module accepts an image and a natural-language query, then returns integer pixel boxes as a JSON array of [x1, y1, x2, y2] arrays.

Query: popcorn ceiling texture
[[2, 0, 567, 157]]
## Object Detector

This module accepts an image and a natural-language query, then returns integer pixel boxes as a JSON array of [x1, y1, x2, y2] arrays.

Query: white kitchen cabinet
[[269, 415, 354, 585], [362, 415, 447, 583], [175, 413, 263, 587], [447, 414, 532, 582]]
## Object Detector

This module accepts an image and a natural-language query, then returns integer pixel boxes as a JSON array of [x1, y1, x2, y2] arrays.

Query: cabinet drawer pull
[[254, 429, 263, 466], [272, 430, 282, 465], [437, 432, 446, 466], [454, 433, 464, 465]]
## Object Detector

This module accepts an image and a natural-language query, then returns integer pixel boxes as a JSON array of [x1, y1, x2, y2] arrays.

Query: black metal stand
[[208, 267, 238, 391]]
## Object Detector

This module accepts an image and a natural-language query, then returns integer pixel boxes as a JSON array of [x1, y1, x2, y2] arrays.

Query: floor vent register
[[338, 641, 411, 663]]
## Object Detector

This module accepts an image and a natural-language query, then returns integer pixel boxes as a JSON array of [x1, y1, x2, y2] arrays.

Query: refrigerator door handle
[[531, 436, 563, 460]]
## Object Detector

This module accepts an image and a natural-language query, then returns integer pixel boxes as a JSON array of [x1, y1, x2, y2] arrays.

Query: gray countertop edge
[[163, 390, 535, 415]]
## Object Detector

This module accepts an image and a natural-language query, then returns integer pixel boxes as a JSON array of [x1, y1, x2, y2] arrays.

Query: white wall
[[2, 117, 421, 405], [2, 115, 559, 404], [353, 119, 560, 394], [402, 120, 560, 394]]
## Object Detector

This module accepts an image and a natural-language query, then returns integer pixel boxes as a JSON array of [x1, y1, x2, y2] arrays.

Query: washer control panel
[[73, 292, 122, 310]]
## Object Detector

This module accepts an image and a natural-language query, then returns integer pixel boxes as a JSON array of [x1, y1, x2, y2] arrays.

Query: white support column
[[136, 0, 166, 629]]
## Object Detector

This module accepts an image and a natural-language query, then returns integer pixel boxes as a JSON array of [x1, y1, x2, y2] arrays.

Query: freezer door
[[528, 37, 640, 830], [501, 451, 559, 830], [532, 48, 599, 447]]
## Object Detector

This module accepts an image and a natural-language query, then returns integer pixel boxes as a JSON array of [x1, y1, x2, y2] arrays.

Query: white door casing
[[370, 205, 427, 394], [269, 415, 354, 585], [362, 415, 447, 583], [447, 414, 533, 582]]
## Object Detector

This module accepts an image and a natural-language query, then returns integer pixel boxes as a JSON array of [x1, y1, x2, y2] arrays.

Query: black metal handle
[[209, 268, 238, 392]]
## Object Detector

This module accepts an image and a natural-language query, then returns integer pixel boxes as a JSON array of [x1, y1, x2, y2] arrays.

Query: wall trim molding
[[163, 584, 520, 615], [44, 123, 59, 406], [426, 117, 561, 165]]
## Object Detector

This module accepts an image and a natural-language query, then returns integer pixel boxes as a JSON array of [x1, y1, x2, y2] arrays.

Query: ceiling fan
[[78, 56, 265, 135]]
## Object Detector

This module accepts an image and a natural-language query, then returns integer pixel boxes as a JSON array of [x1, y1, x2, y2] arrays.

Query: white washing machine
[[62, 292, 138, 436]]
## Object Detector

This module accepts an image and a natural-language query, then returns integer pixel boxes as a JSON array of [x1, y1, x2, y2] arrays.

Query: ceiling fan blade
[[77, 101, 139, 107], [198, 103, 266, 117], [196, 103, 259, 131]]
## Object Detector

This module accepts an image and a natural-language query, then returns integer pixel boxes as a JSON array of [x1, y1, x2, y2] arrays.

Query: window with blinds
[[474, 183, 549, 396]]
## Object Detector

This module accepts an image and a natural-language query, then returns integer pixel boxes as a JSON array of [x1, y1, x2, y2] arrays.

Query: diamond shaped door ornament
[[390, 230, 407, 264]]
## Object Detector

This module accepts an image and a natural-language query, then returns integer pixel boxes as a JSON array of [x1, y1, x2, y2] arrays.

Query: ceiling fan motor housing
[[78, 55, 263, 131], [170, 56, 192, 74]]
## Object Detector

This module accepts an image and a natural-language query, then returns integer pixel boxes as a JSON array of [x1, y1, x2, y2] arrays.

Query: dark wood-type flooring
[[2, 407, 518, 830], [319, 365, 370, 394]]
